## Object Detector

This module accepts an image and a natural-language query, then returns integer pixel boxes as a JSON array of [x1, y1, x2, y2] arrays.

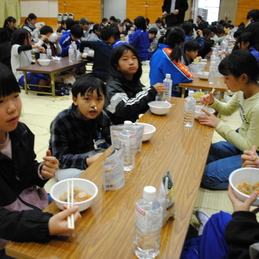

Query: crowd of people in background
[[1, 6, 259, 259]]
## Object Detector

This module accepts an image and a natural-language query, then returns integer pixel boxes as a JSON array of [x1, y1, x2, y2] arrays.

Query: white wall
[[20, 1, 58, 18], [103, 0, 126, 21]]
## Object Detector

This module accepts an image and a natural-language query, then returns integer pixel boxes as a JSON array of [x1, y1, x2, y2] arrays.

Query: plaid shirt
[[49, 104, 112, 169]]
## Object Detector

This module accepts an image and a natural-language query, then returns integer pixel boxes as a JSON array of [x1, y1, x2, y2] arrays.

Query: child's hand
[[197, 29, 203, 36], [41, 150, 59, 179], [197, 109, 220, 128], [48, 205, 81, 235], [228, 185, 259, 212], [37, 45, 46, 53], [86, 153, 103, 166], [242, 145, 259, 168], [200, 91, 214, 106], [153, 83, 166, 93]]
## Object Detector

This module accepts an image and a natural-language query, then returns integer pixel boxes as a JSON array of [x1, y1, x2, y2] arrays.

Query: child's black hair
[[184, 40, 199, 52], [207, 25, 217, 34], [4, 16, 16, 28], [11, 28, 30, 46], [218, 49, 259, 83], [111, 25, 120, 40], [65, 18, 75, 30], [163, 27, 185, 61], [0, 63, 20, 97], [100, 26, 114, 41], [134, 16, 147, 31], [203, 28, 211, 37], [182, 21, 193, 36], [70, 24, 83, 38], [72, 73, 106, 98], [108, 44, 142, 83], [149, 27, 158, 36], [155, 18, 163, 24], [238, 32, 255, 48], [40, 25, 53, 35], [24, 13, 37, 24]]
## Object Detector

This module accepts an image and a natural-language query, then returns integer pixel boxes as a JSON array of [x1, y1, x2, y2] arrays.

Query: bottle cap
[[143, 186, 156, 201], [124, 120, 132, 129], [189, 90, 194, 97], [166, 73, 171, 79]]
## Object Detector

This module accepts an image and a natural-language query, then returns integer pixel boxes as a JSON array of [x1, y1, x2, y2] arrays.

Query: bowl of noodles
[[50, 178, 98, 212], [229, 168, 259, 206]]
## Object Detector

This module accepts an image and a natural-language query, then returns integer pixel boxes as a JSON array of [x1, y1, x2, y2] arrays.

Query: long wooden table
[[17, 57, 87, 96], [6, 98, 214, 259], [179, 61, 228, 98]]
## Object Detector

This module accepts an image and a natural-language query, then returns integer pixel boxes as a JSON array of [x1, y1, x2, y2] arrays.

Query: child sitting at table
[[105, 44, 166, 125], [181, 151, 259, 259], [59, 24, 83, 57], [11, 28, 49, 91], [35, 25, 62, 59], [182, 40, 200, 66], [238, 32, 259, 66], [198, 49, 259, 190], [79, 26, 115, 82], [149, 27, 193, 97], [49, 73, 112, 181], [58, 24, 85, 75], [0, 63, 80, 258]]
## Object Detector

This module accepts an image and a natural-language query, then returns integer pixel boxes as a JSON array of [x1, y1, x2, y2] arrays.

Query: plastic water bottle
[[71, 41, 77, 59], [119, 121, 136, 171], [134, 186, 162, 259], [46, 46, 52, 59], [208, 60, 217, 86], [68, 45, 74, 62], [163, 73, 172, 103], [183, 90, 196, 128]]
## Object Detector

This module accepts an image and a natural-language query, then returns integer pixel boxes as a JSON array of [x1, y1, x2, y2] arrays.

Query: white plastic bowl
[[229, 168, 259, 206], [50, 178, 98, 212], [48, 32, 58, 42], [198, 71, 209, 80], [195, 105, 215, 119], [38, 58, 51, 66], [136, 122, 156, 142], [148, 101, 172, 115]]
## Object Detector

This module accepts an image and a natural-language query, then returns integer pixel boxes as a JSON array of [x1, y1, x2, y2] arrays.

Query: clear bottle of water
[[208, 60, 217, 85], [68, 45, 74, 62], [71, 41, 77, 59], [119, 121, 136, 171], [183, 90, 196, 128], [46, 46, 52, 59], [134, 186, 162, 259], [163, 73, 172, 103]]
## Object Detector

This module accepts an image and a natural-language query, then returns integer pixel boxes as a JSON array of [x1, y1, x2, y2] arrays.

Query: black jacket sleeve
[[105, 79, 157, 124], [0, 207, 53, 243], [225, 211, 259, 259]]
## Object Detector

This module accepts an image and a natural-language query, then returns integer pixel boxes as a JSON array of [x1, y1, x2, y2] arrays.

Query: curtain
[[0, 0, 21, 27]]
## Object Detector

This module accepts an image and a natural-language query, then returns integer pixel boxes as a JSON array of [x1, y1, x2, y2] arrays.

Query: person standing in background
[[162, 0, 188, 28]]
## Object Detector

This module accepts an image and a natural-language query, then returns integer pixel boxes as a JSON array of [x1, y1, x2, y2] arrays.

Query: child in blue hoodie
[[150, 27, 193, 97]]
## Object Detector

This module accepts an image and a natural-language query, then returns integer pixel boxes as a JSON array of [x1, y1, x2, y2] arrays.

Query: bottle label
[[135, 204, 162, 234]]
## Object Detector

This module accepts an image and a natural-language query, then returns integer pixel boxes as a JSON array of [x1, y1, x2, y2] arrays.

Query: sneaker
[[196, 209, 210, 236]]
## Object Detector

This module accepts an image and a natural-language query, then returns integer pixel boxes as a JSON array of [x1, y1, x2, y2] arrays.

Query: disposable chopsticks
[[198, 87, 215, 112], [67, 178, 74, 229]]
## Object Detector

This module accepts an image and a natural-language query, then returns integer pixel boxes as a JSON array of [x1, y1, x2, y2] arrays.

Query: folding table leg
[[50, 73, 55, 96]]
